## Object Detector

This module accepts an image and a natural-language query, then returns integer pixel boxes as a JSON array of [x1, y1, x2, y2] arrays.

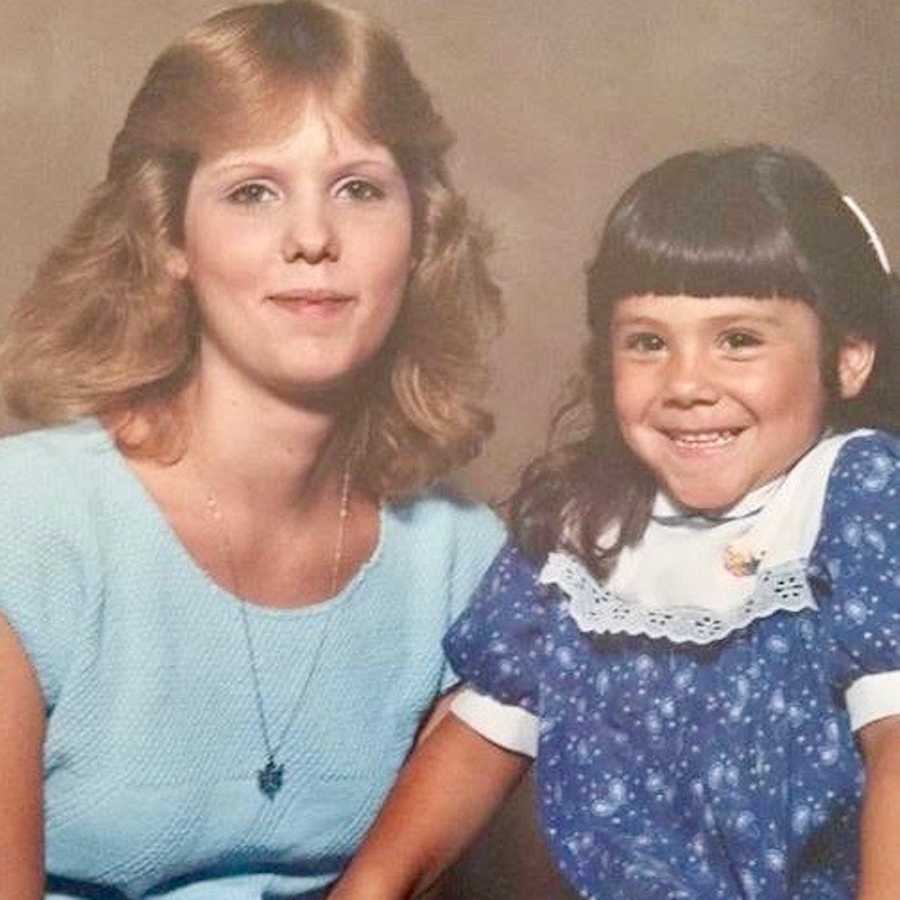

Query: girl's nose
[[662, 350, 720, 407], [281, 201, 339, 264]]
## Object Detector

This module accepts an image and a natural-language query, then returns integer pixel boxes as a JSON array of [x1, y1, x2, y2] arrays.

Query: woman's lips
[[267, 289, 355, 316]]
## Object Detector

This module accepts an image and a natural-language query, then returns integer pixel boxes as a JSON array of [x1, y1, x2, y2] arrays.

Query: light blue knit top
[[0, 419, 505, 899]]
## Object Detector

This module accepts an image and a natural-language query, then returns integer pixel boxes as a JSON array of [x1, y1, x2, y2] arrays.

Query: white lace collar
[[540, 431, 868, 645]]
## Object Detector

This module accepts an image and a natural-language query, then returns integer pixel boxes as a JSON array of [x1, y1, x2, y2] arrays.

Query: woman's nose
[[281, 200, 339, 264], [662, 349, 720, 406]]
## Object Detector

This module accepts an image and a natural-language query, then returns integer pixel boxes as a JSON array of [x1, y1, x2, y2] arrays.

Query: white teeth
[[670, 430, 738, 448]]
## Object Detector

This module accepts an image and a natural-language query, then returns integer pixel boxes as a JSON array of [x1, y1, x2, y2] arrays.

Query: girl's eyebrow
[[612, 310, 790, 330], [699, 311, 789, 329]]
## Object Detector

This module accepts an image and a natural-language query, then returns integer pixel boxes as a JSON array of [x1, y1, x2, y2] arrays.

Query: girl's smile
[[611, 294, 872, 514], [662, 429, 742, 449]]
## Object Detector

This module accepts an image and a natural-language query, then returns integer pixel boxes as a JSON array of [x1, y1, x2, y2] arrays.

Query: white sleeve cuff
[[450, 687, 539, 758], [845, 671, 900, 731]]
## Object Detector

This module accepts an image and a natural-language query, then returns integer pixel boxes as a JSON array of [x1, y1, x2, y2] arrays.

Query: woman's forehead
[[198, 102, 397, 172], [195, 86, 373, 159]]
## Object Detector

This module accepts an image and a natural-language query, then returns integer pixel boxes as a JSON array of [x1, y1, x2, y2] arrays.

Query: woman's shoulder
[[0, 419, 116, 541], [0, 426, 117, 710], [386, 484, 506, 546], [0, 419, 111, 481], [378, 487, 507, 604]]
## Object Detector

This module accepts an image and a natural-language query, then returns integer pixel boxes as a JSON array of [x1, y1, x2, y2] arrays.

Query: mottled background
[[2, 1, 897, 896]]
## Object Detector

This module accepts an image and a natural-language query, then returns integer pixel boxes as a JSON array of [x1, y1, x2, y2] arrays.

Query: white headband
[[842, 195, 891, 274]]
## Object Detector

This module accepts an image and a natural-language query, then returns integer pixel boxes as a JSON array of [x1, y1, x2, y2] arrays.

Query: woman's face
[[171, 101, 413, 403]]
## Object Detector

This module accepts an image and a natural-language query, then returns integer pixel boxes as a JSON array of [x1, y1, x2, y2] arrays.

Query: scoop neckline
[[88, 418, 388, 620]]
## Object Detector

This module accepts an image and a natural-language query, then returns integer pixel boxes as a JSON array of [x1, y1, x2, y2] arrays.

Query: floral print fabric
[[445, 432, 900, 899]]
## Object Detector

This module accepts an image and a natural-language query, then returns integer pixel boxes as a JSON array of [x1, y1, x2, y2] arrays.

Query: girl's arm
[[856, 714, 900, 900], [0, 616, 46, 899], [329, 713, 531, 899], [414, 688, 458, 745]]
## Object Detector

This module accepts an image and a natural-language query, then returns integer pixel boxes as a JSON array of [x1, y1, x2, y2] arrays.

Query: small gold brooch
[[723, 544, 765, 577]]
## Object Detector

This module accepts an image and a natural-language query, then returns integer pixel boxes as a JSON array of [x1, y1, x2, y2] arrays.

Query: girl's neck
[[653, 474, 787, 523], [652, 430, 830, 524]]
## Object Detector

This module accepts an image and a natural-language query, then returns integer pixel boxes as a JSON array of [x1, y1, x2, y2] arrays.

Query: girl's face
[[611, 294, 873, 513], [170, 101, 413, 403]]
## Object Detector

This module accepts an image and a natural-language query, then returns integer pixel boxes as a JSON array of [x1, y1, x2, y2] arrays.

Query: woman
[[0, 1, 504, 896]]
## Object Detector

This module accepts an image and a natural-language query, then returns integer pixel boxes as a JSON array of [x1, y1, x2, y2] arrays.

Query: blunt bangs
[[586, 147, 831, 324], [589, 193, 816, 307]]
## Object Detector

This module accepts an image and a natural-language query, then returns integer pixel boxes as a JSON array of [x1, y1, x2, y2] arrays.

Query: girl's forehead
[[611, 293, 817, 326], [614, 292, 806, 307]]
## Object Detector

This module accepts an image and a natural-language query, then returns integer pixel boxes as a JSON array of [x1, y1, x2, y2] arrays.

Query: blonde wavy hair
[[0, 0, 501, 499]]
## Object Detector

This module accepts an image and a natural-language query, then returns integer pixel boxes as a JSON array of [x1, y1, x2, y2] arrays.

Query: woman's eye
[[227, 182, 277, 205], [336, 179, 385, 202], [722, 331, 762, 351], [624, 332, 666, 353]]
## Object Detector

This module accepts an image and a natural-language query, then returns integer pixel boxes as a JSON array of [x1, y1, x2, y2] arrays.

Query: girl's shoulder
[[447, 540, 551, 622], [811, 428, 900, 597], [834, 426, 900, 456], [826, 428, 900, 498]]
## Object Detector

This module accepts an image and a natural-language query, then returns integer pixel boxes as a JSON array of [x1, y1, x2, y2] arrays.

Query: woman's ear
[[165, 248, 189, 281], [837, 334, 877, 398]]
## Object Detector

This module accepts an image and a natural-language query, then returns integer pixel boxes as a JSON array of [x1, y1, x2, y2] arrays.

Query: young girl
[[332, 145, 900, 899]]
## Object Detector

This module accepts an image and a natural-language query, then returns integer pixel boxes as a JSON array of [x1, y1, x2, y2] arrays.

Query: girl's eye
[[624, 332, 666, 353], [227, 182, 278, 205], [721, 331, 762, 351], [335, 179, 385, 202]]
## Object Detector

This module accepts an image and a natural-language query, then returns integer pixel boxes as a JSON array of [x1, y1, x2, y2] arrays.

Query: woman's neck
[[182, 368, 351, 520], [120, 364, 374, 608]]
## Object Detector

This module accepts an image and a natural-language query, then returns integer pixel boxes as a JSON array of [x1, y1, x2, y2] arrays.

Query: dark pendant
[[258, 756, 285, 800]]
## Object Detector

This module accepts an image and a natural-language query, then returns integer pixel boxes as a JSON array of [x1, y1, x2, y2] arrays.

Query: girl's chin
[[660, 477, 745, 516]]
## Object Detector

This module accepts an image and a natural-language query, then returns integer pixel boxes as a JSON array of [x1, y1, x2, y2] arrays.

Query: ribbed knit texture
[[0, 420, 505, 898]]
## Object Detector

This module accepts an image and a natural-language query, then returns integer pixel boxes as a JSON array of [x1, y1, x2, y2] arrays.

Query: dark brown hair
[[511, 144, 899, 577]]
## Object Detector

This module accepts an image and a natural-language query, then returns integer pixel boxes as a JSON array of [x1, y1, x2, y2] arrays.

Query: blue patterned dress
[[445, 431, 900, 899]]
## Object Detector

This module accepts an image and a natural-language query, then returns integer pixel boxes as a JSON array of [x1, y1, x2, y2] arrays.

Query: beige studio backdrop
[[2, 1, 898, 897]]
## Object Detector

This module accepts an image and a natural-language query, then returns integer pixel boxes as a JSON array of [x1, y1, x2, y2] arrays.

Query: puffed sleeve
[[444, 543, 554, 752], [813, 432, 900, 731]]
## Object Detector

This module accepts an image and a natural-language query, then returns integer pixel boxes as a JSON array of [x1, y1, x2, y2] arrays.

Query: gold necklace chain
[[198, 455, 352, 800]]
